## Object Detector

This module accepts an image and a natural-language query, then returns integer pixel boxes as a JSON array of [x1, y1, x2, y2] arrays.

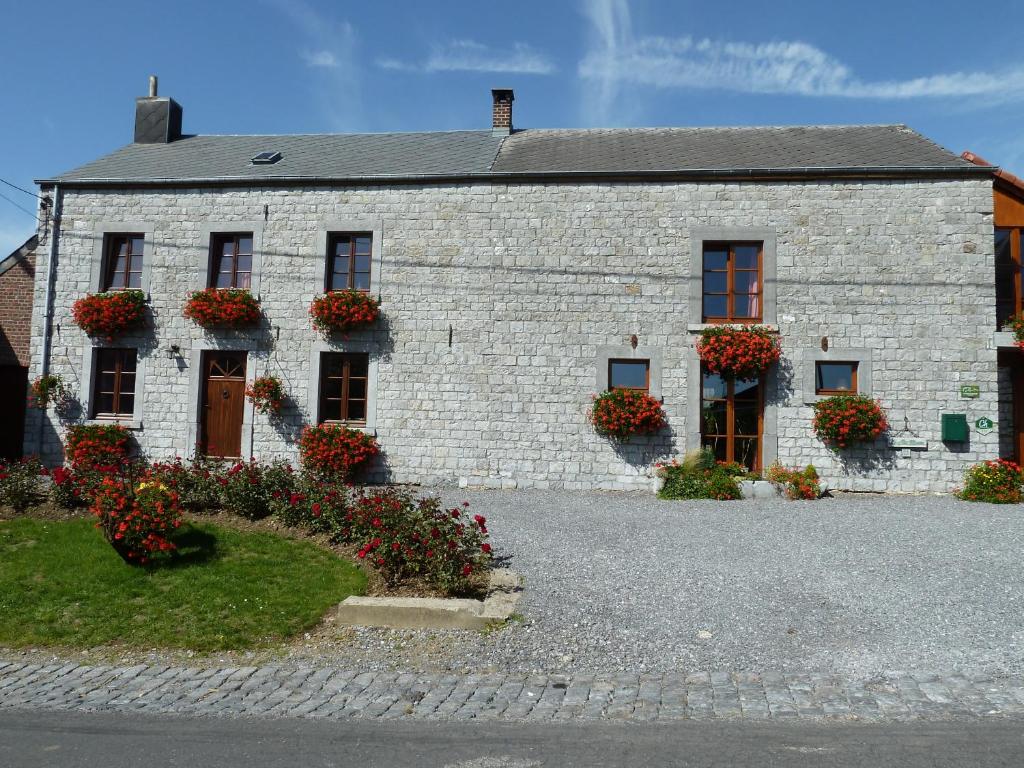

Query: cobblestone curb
[[3, 661, 1024, 722]]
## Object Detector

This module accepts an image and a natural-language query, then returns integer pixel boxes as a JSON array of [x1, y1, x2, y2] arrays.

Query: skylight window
[[250, 151, 282, 165]]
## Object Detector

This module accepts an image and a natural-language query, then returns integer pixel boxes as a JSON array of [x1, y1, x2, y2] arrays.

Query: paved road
[[3, 661, 1024, 723], [3, 708, 1024, 767]]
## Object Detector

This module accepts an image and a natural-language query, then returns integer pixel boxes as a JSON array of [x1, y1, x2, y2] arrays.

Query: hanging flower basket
[[183, 288, 261, 329], [696, 326, 781, 380], [590, 389, 666, 442], [245, 375, 285, 415], [1007, 313, 1024, 348], [71, 289, 146, 340], [310, 290, 380, 335], [28, 374, 71, 410], [812, 394, 888, 449]]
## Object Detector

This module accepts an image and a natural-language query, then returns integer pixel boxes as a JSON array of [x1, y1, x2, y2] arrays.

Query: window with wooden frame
[[209, 233, 253, 289], [608, 359, 650, 392], [702, 242, 763, 323], [327, 234, 372, 292], [101, 234, 144, 291], [319, 352, 369, 425], [91, 348, 137, 418], [995, 228, 1022, 329], [700, 371, 762, 471], [815, 362, 858, 396]]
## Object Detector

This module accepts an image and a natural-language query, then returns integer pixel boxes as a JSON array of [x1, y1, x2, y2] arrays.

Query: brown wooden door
[[200, 352, 246, 458]]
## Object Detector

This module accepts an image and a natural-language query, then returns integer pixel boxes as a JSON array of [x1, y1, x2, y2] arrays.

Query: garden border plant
[[656, 449, 743, 500], [956, 458, 1024, 503]]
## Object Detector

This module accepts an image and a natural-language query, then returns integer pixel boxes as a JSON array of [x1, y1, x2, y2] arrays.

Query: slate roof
[[41, 124, 986, 186]]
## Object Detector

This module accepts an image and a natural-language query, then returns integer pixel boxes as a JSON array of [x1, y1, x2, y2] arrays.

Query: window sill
[[994, 331, 1018, 349], [319, 421, 375, 435], [688, 323, 778, 333], [86, 418, 143, 431]]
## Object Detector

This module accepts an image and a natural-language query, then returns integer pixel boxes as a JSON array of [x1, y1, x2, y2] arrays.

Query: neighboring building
[[25, 82, 1005, 492], [0, 234, 37, 459]]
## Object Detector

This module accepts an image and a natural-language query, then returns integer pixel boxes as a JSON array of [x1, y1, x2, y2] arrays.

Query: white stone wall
[[25, 178, 998, 492]]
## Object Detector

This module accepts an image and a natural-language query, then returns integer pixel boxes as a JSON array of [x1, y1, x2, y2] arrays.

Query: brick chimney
[[134, 75, 183, 144], [491, 88, 514, 136]]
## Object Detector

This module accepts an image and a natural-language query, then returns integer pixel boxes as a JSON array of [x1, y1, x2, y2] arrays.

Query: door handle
[[222, 388, 230, 399]]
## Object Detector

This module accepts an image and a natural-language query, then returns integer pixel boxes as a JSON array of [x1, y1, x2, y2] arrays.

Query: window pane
[[733, 378, 760, 400], [734, 403, 759, 435], [701, 402, 727, 435], [127, 271, 142, 289], [347, 400, 366, 422], [733, 294, 760, 318], [734, 245, 759, 269], [355, 236, 372, 255], [323, 354, 344, 377], [733, 438, 758, 470], [322, 378, 342, 399], [703, 248, 727, 270], [236, 254, 252, 272], [609, 360, 648, 389], [333, 255, 350, 276], [348, 379, 367, 399], [237, 237, 253, 254], [703, 294, 728, 318], [348, 355, 369, 377], [702, 372, 727, 400], [354, 255, 371, 273], [816, 362, 856, 392], [703, 271, 727, 293], [734, 271, 759, 294], [120, 351, 136, 372], [702, 435, 728, 462], [235, 272, 251, 289], [130, 237, 144, 255], [96, 393, 115, 414], [220, 240, 234, 257], [118, 394, 135, 416], [353, 273, 370, 291], [98, 372, 116, 393], [333, 237, 351, 255], [996, 229, 1012, 265], [218, 253, 235, 273], [215, 272, 233, 288]]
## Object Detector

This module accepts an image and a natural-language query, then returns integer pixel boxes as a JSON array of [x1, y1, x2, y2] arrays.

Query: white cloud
[[301, 49, 339, 69], [378, 40, 555, 75], [578, 0, 1024, 123]]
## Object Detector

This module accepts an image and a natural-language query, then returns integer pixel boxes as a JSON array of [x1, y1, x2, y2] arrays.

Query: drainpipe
[[36, 183, 62, 458]]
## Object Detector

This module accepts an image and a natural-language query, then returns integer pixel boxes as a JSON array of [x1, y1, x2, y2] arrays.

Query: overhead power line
[[0, 190, 38, 219], [0, 177, 41, 200]]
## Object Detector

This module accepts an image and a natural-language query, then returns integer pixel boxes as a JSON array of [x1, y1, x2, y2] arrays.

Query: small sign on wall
[[960, 384, 980, 399], [892, 437, 928, 450], [975, 417, 995, 433]]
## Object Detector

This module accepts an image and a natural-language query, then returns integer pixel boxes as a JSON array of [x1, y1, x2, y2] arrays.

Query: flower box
[[696, 325, 780, 380], [183, 288, 261, 329], [591, 389, 666, 442], [71, 289, 146, 340], [812, 394, 888, 449], [310, 290, 380, 335]]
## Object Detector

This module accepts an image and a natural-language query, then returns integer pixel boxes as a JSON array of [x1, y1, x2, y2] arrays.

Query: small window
[[702, 242, 762, 323], [815, 362, 858, 395], [250, 151, 282, 165], [327, 234, 372, 292], [102, 234, 144, 291], [608, 359, 649, 392], [92, 348, 137, 418], [210, 233, 253, 289], [319, 352, 369, 425]]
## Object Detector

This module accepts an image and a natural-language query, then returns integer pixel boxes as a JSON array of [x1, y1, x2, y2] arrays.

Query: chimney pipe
[[491, 88, 514, 136], [148, 75, 158, 98]]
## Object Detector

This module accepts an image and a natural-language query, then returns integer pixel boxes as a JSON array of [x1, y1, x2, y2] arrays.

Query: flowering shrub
[[298, 424, 379, 480], [183, 288, 261, 328], [91, 470, 183, 564], [590, 389, 666, 441], [71, 289, 146, 340], [148, 456, 225, 511], [338, 489, 491, 593], [656, 449, 742, 500], [957, 459, 1024, 504], [0, 457, 47, 512], [1007, 313, 1024, 348], [696, 326, 781, 380], [218, 459, 296, 520], [309, 290, 380, 335], [812, 394, 888, 449], [28, 374, 70, 410], [245, 375, 284, 415], [64, 423, 132, 470], [49, 465, 83, 508], [765, 462, 821, 500]]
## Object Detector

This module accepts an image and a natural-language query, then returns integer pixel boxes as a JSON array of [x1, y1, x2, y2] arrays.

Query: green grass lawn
[[0, 518, 366, 651]]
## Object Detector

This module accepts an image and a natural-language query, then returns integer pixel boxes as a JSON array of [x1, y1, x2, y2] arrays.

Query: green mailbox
[[941, 413, 969, 442]]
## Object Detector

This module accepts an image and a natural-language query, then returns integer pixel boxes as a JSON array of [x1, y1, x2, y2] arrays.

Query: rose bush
[[183, 288, 261, 328], [64, 423, 132, 470], [696, 326, 781, 381], [0, 458, 48, 512], [765, 462, 821, 500], [298, 424, 379, 480], [956, 459, 1024, 503], [309, 290, 380, 335], [590, 389, 666, 441], [811, 394, 888, 449], [71, 289, 146, 340], [91, 469, 183, 564], [245, 375, 285, 415]]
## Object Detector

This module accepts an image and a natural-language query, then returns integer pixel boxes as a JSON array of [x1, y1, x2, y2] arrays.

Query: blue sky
[[3, 0, 1024, 255]]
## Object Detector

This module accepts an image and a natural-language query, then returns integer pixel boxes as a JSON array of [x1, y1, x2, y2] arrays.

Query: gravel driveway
[[428, 490, 1024, 678]]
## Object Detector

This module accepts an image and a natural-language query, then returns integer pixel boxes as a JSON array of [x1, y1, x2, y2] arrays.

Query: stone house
[[25, 83, 1008, 492], [1, 234, 37, 459]]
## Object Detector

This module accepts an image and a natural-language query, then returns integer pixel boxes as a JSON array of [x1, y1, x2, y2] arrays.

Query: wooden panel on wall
[[995, 186, 1024, 226]]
